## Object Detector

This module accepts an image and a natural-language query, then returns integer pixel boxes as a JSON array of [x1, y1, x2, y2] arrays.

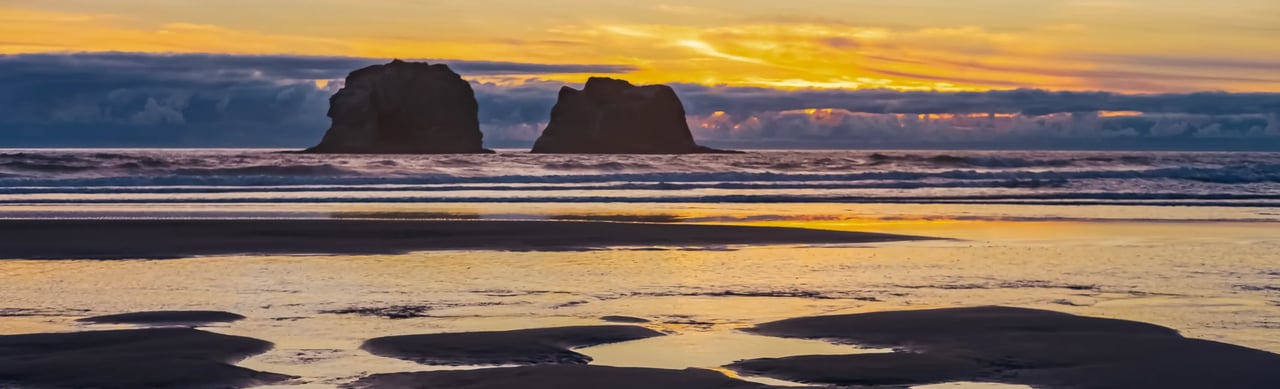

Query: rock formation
[[532, 77, 733, 154], [306, 60, 490, 154]]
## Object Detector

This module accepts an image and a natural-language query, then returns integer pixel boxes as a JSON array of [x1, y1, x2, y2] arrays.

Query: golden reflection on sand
[[1, 203, 1277, 388]]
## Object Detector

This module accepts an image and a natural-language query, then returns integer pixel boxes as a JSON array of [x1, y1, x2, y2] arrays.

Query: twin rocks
[[306, 60, 731, 154]]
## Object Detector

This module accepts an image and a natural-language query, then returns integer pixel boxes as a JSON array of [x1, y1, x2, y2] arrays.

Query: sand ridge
[[733, 306, 1280, 388], [347, 365, 784, 389], [362, 325, 665, 366], [0, 327, 290, 389], [0, 219, 929, 259], [76, 310, 247, 325]]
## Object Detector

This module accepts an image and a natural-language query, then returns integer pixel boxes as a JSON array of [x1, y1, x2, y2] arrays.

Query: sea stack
[[531, 77, 733, 154], [306, 60, 490, 154]]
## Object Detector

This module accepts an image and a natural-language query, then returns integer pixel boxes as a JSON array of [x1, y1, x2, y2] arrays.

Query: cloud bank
[[1, 52, 1277, 150], [0, 52, 632, 147]]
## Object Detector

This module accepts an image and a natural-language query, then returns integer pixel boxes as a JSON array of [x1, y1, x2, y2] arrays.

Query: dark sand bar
[[0, 219, 928, 259], [600, 315, 652, 323], [0, 328, 290, 389], [729, 353, 983, 387], [363, 325, 665, 366], [76, 310, 247, 325], [348, 365, 779, 389], [733, 306, 1280, 388]]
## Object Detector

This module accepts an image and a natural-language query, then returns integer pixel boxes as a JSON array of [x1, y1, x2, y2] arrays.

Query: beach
[[2, 201, 1279, 388]]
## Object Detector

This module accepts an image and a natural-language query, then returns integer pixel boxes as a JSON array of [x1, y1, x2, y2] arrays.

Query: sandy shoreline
[[0, 219, 927, 259], [4, 307, 1279, 389], [2, 215, 1276, 388]]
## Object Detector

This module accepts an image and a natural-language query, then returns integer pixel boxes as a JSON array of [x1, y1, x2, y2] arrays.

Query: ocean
[[0, 149, 1278, 208]]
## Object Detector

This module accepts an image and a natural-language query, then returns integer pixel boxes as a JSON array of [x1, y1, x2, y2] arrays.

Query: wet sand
[[0, 219, 927, 259], [2, 214, 1277, 388]]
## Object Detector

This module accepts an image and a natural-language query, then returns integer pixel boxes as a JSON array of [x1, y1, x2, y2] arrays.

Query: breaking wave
[[1, 149, 1277, 206]]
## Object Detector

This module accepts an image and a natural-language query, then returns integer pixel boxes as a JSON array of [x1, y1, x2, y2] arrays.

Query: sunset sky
[[6, 0, 1280, 92], [1, 1, 1278, 149]]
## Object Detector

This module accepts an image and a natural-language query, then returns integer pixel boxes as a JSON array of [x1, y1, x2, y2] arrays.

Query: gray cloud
[[0, 52, 1277, 150], [667, 85, 1280, 117], [468, 81, 1280, 150], [686, 110, 1280, 150], [0, 52, 637, 80], [0, 52, 633, 147]]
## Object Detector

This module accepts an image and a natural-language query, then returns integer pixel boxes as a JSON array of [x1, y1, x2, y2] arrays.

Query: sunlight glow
[[1099, 111, 1144, 117], [676, 40, 769, 65]]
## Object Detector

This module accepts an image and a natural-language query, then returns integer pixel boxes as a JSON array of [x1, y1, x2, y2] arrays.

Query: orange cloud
[[3, 3, 1279, 93]]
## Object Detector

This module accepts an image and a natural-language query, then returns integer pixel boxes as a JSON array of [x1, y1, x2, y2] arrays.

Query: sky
[[1, 0, 1279, 149]]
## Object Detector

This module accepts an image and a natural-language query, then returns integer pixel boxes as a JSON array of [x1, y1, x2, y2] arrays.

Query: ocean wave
[[2, 164, 1277, 187], [869, 153, 1079, 168], [0, 160, 99, 174], [2, 150, 1278, 207], [170, 164, 360, 176], [0, 179, 1074, 194], [2, 193, 1278, 207], [4, 150, 1269, 177], [431, 158, 487, 167], [541, 161, 657, 171]]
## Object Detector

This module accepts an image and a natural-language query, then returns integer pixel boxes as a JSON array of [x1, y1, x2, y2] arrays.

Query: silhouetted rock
[[77, 310, 245, 325], [361, 325, 663, 366], [306, 60, 491, 154], [532, 78, 735, 154], [0, 328, 290, 388], [735, 306, 1280, 388]]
